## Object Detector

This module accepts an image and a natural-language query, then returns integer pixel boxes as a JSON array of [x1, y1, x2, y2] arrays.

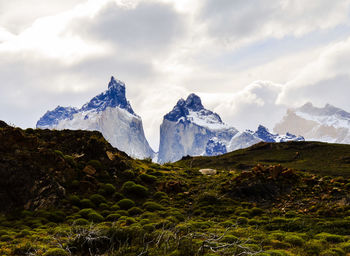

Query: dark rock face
[[0, 124, 131, 213], [36, 106, 78, 127], [205, 138, 227, 156], [81, 76, 135, 114], [164, 93, 205, 122]]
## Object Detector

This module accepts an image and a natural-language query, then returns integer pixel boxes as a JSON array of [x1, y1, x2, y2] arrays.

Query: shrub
[[128, 207, 143, 216], [284, 234, 304, 247], [0, 234, 11, 241], [143, 202, 165, 212], [340, 242, 350, 253], [113, 192, 125, 201], [74, 218, 89, 225], [99, 203, 109, 210], [47, 210, 65, 223], [68, 195, 80, 205], [264, 250, 289, 256], [121, 170, 135, 179], [89, 194, 107, 205], [106, 214, 121, 221], [117, 199, 135, 210], [237, 217, 248, 225], [43, 248, 69, 256], [116, 210, 128, 216], [80, 199, 95, 208], [153, 191, 168, 200], [139, 173, 157, 183], [304, 239, 324, 255], [122, 181, 136, 192], [198, 192, 220, 205], [222, 235, 238, 243], [99, 183, 116, 195], [315, 233, 346, 243], [110, 204, 120, 211], [131, 184, 149, 196], [78, 208, 95, 218], [87, 160, 102, 170], [87, 212, 104, 223], [125, 217, 136, 225], [250, 207, 264, 216], [320, 248, 346, 256]]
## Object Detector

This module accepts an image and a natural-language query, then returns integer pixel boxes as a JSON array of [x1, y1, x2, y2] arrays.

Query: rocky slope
[[37, 76, 154, 159], [274, 102, 350, 144], [0, 121, 131, 213]]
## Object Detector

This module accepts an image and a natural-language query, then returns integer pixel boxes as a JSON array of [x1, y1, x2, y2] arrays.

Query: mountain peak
[[185, 93, 204, 111], [81, 76, 134, 114], [108, 76, 125, 89], [255, 125, 276, 142]]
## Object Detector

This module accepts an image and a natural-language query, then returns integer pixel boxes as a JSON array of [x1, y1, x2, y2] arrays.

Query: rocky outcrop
[[0, 122, 131, 212]]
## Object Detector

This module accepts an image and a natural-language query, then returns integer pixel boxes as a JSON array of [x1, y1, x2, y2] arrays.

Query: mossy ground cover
[[2, 161, 350, 255], [2, 124, 350, 255]]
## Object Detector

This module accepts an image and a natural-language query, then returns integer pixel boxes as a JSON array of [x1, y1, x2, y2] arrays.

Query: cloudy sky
[[1, 0, 350, 150]]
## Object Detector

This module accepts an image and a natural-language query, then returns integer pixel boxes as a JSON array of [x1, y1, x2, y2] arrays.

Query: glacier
[[37, 76, 154, 159]]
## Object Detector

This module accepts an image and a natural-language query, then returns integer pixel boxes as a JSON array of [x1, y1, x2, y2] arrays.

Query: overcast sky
[[1, 0, 350, 150]]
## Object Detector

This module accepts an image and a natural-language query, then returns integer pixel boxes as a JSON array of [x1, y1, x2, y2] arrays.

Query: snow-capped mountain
[[274, 102, 350, 144], [37, 76, 154, 159], [158, 94, 304, 163], [158, 94, 239, 163], [228, 125, 304, 151]]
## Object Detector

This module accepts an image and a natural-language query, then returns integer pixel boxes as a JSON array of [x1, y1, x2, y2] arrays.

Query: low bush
[[304, 239, 324, 255], [284, 234, 304, 247], [117, 199, 135, 210], [143, 202, 165, 212], [89, 194, 107, 205], [80, 199, 95, 208], [87, 160, 102, 170], [43, 248, 69, 256], [106, 214, 121, 221], [87, 212, 104, 223], [315, 233, 346, 243], [128, 207, 143, 216], [98, 183, 116, 195], [139, 173, 157, 183]]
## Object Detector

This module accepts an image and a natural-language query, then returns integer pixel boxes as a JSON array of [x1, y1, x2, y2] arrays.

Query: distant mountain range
[[274, 102, 350, 144], [157, 94, 303, 163], [38, 76, 350, 162]]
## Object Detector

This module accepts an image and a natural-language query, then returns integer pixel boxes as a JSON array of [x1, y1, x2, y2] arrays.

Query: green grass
[[175, 141, 350, 177]]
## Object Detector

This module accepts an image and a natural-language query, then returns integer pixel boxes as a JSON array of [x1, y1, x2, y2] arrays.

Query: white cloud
[[1, 0, 350, 151], [198, 0, 350, 48], [278, 36, 350, 110]]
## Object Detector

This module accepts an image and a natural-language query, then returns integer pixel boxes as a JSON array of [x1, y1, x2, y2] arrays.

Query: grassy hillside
[[1, 122, 350, 255], [175, 141, 350, 177]]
